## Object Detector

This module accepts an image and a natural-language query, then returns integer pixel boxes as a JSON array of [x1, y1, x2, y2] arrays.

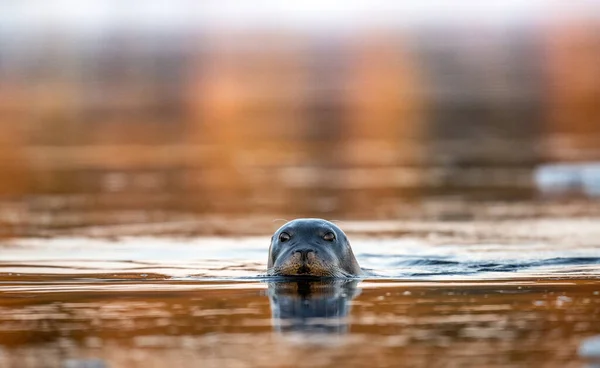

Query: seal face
[[267, 218, 362, 277]]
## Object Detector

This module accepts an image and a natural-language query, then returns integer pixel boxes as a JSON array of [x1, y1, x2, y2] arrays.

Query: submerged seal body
[[267, 218, 362, 277]]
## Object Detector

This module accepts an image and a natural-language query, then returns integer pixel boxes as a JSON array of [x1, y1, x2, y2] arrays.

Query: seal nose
[[294, 249, 315, 262]]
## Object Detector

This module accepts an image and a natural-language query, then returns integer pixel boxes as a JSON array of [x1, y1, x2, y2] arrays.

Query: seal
[[267, 218, 362, 277], [268, 279, 361, 334]]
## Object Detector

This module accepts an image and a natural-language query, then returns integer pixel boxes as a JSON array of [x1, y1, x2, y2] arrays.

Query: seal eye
[[279, 232, 291, 242], [323, 232, 335, 242]]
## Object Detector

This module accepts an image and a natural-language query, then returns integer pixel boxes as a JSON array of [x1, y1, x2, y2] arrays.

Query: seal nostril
[[294, 249, 315, 260]]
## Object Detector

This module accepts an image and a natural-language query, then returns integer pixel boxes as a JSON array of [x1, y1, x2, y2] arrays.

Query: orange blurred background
[[1, 2, 599, 236]]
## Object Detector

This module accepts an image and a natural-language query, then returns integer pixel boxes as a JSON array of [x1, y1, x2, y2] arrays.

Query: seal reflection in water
[[268, 280, 360, 334], [267, 219, 362, 277]]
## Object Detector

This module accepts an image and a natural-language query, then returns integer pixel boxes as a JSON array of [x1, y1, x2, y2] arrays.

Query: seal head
[[267, 218, 362, 277]]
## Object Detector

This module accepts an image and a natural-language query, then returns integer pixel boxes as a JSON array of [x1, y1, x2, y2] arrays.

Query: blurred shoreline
[[2, 197, 600, 238]]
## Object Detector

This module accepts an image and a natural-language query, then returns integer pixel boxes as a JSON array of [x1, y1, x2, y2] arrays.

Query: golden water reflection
[[0, 280, 599, 367]]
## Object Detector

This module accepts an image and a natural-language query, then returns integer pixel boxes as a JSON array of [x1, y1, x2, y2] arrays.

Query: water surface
[[1, 219, 600, 367]]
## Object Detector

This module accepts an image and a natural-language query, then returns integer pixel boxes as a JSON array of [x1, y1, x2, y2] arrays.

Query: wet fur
[[267, 218, 362, 278]]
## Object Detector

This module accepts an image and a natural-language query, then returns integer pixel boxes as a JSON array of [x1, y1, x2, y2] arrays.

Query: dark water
[[1, 220, 600, 368]]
